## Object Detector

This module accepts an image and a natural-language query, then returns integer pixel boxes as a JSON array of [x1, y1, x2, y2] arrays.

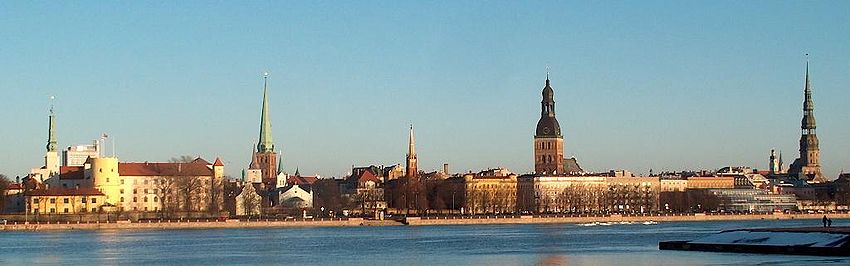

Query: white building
[[63, 141, 100, 167]]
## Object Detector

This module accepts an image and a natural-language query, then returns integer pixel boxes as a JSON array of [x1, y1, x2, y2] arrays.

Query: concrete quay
[[404, 213, 850, 226], [3, 213, 848, 231], [1, 218, 400, 231]]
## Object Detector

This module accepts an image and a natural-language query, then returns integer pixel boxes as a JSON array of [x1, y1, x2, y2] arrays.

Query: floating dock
[[660, 227, 850, 256]]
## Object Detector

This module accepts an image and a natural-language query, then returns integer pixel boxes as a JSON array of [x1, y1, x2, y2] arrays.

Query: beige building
[[687, 176, 735, 189], [519, 174, 661, 213], [28, 188, 106, 214], [449, 172, 517, 214]]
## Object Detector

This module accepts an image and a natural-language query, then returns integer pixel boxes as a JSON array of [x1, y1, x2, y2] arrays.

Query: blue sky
[[1, 1, 848, 179]]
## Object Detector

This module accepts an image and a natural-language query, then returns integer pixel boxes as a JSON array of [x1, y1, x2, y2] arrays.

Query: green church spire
[[257, 72, 275, 153], [46, 96, 57, 152]]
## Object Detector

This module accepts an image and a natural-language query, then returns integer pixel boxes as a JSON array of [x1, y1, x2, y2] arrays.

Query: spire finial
[[546, 65, 550, 81]]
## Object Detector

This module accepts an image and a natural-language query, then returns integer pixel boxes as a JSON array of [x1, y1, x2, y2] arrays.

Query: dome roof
[[535, 116, 561, 137]]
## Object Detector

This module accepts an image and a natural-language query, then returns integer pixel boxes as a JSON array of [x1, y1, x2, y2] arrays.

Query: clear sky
[[1, 1, 848, 179]]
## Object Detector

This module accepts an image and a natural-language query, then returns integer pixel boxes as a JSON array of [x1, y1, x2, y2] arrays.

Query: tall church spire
[[47, 96, 56, 152], [791, 56, 824, 183], [405, 124, 418, 178], [257, 72, 275, 153]]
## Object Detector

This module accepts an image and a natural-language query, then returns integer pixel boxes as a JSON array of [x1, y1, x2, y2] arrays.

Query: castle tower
[[789, 61, 825, 182], [534, 74, 564, 175], [405, 125, 418, 178], [252, 73, 278, 186]]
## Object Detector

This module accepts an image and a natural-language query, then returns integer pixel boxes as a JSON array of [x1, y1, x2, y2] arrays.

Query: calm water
[[1, 219, 848, 265]]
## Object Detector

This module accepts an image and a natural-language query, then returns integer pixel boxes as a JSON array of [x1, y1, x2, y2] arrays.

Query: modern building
[[63, 141, 100, 167], [534, 74, 565, 175]]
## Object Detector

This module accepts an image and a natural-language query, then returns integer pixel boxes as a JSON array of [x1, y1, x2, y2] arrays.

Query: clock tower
[[534, 75, 564, 175]]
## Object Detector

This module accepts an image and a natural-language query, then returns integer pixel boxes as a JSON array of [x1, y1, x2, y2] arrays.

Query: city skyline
[[2, 2, 849, 178]]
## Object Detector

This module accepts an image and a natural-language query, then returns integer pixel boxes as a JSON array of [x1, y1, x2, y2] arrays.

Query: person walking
[[823, 215, 828, 228], [828, 218, 833, 228]]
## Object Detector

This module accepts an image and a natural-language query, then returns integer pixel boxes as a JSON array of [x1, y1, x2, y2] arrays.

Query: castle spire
[[257, 72, 275, 153], [47, 96, 56, 152]]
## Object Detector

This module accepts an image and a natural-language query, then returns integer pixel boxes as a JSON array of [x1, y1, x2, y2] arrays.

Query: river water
[[1, 219, 847, 265]]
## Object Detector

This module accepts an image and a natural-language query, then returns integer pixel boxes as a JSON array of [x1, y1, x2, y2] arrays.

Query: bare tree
[[0, 174, 11, 213]]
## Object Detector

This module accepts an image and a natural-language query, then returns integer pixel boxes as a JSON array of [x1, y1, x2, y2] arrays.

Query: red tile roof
[[7, 183, 24, 190], [213, 157, 224, 167], [119, 162, 213, 177], [191, 157, 211, 165], [28, 188, 104, 196], [58, 166, 85, 180], [355, 170, 381, 185], [287, 175, 318, 185]]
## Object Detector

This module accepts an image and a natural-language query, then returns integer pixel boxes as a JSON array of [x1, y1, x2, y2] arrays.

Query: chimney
[[443, 163, 449, 175]]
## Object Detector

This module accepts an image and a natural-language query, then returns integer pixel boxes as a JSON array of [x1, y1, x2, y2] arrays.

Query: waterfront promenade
[[3, 213, 848, 231]]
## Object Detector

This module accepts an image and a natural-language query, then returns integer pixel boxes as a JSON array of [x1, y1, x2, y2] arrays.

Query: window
[[50, 208, 56, 213], [143, 197, 148, 202], [133, 197, 137, 202], [50, 198, 56, 204], [120, 197, 125, 202], [133, 189, 137, 194], [91, 198, 97, 203], [81, 208, 87, 213], [144, 207, 148, 211], [92, 208, 97, 212], [82, 197, 87, 203], [144, 189, 148, 194], [144, 180, 148, 185], [154, 197, 158, 202], [64, 198, 69, 204], [121, 179, 125, 185], [120, 189, 125, 194], [33, 199, 39, 204], [106, 178, 109, 182]]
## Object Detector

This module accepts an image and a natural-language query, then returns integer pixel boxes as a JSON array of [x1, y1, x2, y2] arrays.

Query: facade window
[[81, 208, 87, 213], [50, 198, 56, 204], [50, 208, 56, 213], [82, 197, 87, 203], [154, 197, 158, 202], [120, 189, 125, 194], [91, 198, 97, 203], [143, 197, 148, 202], [144, 207, 148, 211], [133, 189, 137, 194], [120, 197, 125, 202], [64, 208, 69, 213], [133, 197, 137, 202], [106, 178, 109, 182], [144, 189, 148, 194], [121, 179, 125, 185], [144, 180, 148, 185], [64, 198, 69, 203], [34, 199, 40, 204], [92, 208, 97, 212]]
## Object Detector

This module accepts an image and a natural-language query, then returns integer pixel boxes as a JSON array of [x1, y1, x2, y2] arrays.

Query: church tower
[[252, 73, 278, 186], [405, 125, 418, 178], [789, 61, 825, 183], [534, 74, 564, 175]]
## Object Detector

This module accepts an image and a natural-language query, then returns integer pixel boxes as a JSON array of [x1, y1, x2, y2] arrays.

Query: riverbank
[[3, 213, 847, 231], [1, 218, 399, 231], [404, 213, 850, 226]]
